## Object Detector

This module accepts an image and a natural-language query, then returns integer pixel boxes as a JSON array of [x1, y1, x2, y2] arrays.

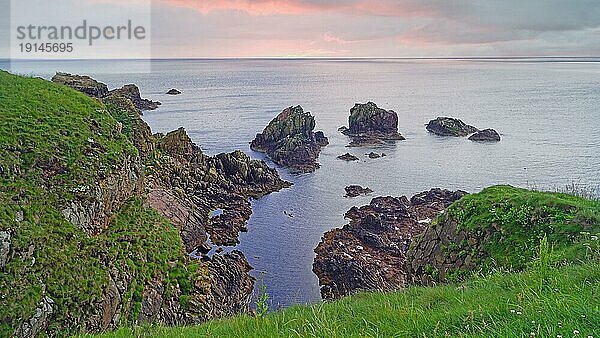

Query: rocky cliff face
[[251, 106, 328, 173], [341, 102, 405, 146], [2, 72, 290, 337], [313, 189, 467, 299]]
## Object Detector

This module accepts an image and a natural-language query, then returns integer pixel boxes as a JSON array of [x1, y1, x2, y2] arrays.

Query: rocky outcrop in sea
[[468, 128, 501, 142], [344, 185, 373, 198], [426, 117, 478, 137], [341, 102, 405, 147], [251, 106, 329, 173], [313, 189, 467, 300]]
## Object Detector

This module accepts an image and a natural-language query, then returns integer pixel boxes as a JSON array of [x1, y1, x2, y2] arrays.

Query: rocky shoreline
[[313, 189, 467, 299], [42, 73, 292, 333]]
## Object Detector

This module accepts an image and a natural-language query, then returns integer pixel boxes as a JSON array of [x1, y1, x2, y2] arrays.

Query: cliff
[[0, 71, 289, 337]]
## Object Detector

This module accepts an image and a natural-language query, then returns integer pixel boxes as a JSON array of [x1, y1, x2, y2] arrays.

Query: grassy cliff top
[[0, 71, 197, 336]]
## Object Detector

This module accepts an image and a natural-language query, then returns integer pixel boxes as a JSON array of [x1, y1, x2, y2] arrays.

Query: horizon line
[[2, 56, 600, 62]]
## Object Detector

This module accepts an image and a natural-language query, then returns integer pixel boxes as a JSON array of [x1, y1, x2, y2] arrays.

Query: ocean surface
[[3, 58, 600, 308]]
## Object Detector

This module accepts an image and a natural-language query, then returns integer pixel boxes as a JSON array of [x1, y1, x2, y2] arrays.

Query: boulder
[[250, 106, 328, 173], [426, 117, 478, 137], [166, 89, 181, 95], [469, 128, 501, 142], [341, 102, 405, 146], [337, 153, 359, 161], [344, 185, 373, 198]]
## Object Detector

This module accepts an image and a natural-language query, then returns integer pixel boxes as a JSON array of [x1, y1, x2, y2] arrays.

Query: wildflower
[[574, 330, 580, 335], [510, 309, 515, 313], [581, 314, 586, 318], [557, 335, 562, 338], [531, 320, 536, 324], [517, 311, 522, 315]]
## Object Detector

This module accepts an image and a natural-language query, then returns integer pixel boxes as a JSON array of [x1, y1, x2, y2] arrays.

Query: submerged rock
[[469, 128, 501, 142], [166, 89, 181, 95], [250, 106, 328, 173], [337, 153, 359, 161], [426, 117, 478, 137], [51, 72, 109, 98], [313, 188, 467, 300], [344, 185, 373, 198], [342, 102, 405, 146]]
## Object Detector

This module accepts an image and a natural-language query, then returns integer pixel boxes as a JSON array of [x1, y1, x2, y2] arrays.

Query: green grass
[[442, 185, 600, 272], [0, 71, 202, 336], [91, 257, 600, 337]]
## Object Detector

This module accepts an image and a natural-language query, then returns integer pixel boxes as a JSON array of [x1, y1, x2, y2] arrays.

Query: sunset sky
[[3, 0, 600, 58]]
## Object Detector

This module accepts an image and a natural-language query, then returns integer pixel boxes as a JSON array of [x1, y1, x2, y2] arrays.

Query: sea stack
[[251, 106, 329, 173], [341, 102, 405, 147]]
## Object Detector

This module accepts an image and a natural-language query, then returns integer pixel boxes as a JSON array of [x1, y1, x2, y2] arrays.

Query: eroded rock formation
[[251, 106, 328, 173], [313, 189, 467, 299], [341, 102, 405, 147]]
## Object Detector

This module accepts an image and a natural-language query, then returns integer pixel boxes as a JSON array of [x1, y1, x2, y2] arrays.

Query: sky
[[2, 0, 600, 58]]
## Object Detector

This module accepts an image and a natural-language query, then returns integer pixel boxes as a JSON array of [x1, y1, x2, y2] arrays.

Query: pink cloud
[[159, 0, 440, 17]]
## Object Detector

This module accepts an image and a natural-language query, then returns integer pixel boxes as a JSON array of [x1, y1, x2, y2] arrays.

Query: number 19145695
[[19, 43, 74, 53]]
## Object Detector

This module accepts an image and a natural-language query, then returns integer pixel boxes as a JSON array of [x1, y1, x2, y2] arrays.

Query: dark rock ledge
[[313, 188, 467, 300]]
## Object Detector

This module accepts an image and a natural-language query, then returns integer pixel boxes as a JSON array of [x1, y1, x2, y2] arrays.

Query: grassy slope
[[95, 259, 600, 338], [0, 71, 198, 336], [93, 187, 600, 338]]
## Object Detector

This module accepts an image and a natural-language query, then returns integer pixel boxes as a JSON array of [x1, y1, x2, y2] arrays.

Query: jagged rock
[[51, 72, 108, 98], [342, 102, 405, 146], [149, 128, 291, 246], [144, 189, 207, 253], [344, 185, 373, 198], [426, 117, 478, 137], [250, 106, 328, 173], [469, 128, 501, 142], [367, 152, 382, 159], [313, 189, 467, 299], [14, 296, 54, 338], [166, 89, 181, 95], [337, 153, 359, 161], [109, 84, 161, 111], [204, 251, 255, 318], [157, 127, 199, 161], [0, 230, 11, 269]]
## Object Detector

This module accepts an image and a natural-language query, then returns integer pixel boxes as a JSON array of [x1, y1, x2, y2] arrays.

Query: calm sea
[[3, 58, 600, 308]]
